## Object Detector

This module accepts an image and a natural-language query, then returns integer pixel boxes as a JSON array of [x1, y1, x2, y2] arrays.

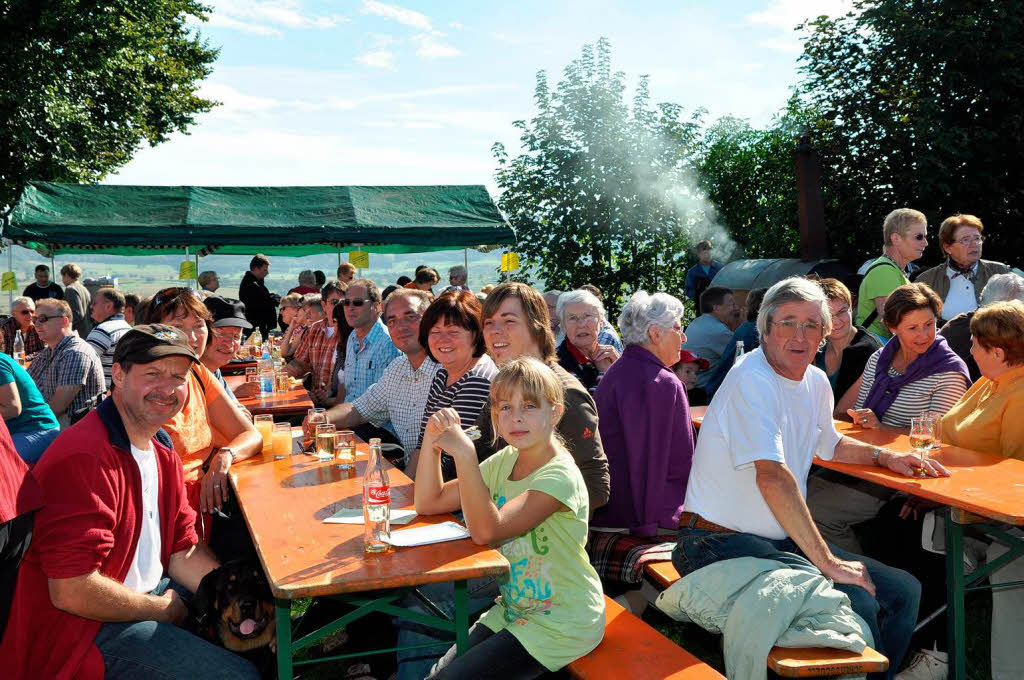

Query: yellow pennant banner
[[349, 250, 370, 269], [500, 252, 520, 272], [1, 271, 17, 292], [179, 261, 198, 280]]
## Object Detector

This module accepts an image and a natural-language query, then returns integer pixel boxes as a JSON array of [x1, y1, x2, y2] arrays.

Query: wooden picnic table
[[691, 403, 1024, 679], [225, 373, 315, 417], [230, 432, 509, 679]]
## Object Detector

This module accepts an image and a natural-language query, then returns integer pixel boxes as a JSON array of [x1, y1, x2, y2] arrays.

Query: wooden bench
[[567, 595, 726, 679], [644, 562, 889, 678]]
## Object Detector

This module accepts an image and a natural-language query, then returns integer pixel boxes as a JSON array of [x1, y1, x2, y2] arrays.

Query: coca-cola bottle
[[12, 330, 26, 365], [363, 438, 391, 553]]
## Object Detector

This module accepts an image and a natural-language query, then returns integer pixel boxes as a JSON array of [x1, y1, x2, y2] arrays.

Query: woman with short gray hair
[[555, 289, 620, 392], [588, 290, 695, 601], [940, 272, 1024, 382]]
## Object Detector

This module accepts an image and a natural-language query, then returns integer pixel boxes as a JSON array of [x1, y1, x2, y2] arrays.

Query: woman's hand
[[847, 408, 880, 429], [591, 344, 620, 372], [233, 381, 260, 399], [200, 450, 232, 513], [425, 408, 475, 459]]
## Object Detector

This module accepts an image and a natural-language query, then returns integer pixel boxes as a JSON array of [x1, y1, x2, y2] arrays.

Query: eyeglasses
[[152, 286, 201, 309], [341, 299, 371, 307], [905, 233, 928, 242], [771, 320, 825, 339], [565, 312, 600, 326], [15, 309, 32, 316], [211, 330, 242, 346], [33, 314, 66, 324], [954, 236, 984, 246]]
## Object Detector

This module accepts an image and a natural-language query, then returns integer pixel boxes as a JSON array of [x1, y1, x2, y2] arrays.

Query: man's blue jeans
[[673, 527, 920, 679], [93, 578, 260, 680]]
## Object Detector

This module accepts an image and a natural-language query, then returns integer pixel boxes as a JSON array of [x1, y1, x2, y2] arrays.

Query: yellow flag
[[179, 261, 198, 280], [1, 271, 16, 292], [500, 252, 520, 272], [349, 250, 370, 269]]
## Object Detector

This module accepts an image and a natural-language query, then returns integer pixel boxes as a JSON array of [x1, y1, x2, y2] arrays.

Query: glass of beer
[[335, 430, 356, 470], [254, 414, 273, 454], [315, 424, 336, 461], [305, 407, 326, 451], [272, 422, 292, 459], [909, 416, 935, 477]]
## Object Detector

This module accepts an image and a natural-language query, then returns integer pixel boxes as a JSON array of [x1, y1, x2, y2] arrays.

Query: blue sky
[[110, 0, 852, 191]]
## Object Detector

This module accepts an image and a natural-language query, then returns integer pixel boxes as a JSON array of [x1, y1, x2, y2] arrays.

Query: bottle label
[[366, 485, 390, 504]]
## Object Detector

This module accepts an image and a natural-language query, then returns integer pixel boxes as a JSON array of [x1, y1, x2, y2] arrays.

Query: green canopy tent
[[4, 182, 516, 256]]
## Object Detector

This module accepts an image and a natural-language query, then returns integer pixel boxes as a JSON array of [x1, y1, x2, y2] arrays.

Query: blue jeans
[[94, 579, 260, 680], [11, 427, 60, 464], [393, 577, 501, 680], [673, 528, 920, 678]]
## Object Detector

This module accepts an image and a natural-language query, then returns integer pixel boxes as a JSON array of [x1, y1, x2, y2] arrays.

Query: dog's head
[[192, 560, 276, 652]]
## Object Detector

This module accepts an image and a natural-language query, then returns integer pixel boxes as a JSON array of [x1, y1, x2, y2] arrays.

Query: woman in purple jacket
[[589, 290, 694, 611]]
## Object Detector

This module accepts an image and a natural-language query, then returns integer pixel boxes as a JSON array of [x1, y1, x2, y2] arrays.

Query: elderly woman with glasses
[[555, 289, 621, 394], [857, 208, 930, 340], [915, 214, 1011, 324], [141, 287, 262, 542]]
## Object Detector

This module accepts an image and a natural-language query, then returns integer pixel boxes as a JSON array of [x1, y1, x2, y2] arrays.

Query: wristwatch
[[872, 447, 884, 466], [219, 446, 238, 463]]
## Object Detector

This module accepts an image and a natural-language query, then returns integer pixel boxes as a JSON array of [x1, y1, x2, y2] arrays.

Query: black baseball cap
[[203, 295, 252, 329], [113, 324, 199, 365]]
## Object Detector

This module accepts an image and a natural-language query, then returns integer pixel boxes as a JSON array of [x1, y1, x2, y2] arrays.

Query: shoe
[[895, 646, 948, 680]]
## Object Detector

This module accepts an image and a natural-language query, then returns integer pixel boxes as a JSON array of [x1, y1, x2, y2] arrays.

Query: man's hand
[[233, 381, 260, 399], [881, 449, 951, 478], [159, 589, 188, 626], [821, 556, 876, 597], [590, 344, 620, 372], [899, 497, 942, 520]]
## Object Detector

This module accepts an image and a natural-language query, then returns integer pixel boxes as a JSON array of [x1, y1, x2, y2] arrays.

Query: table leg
[[454, 579, 469, 655], [945, 508, 966, 680], [276, 598, 293, 680]]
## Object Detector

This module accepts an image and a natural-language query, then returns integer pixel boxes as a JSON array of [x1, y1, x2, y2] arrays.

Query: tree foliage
[[0, 0, 219, 211], [493, 38, 715, 315], [798, 0, 1024, 264]]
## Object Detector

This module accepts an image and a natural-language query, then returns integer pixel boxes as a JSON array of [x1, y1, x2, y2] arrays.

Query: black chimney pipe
[[795, 135, 828, 261]]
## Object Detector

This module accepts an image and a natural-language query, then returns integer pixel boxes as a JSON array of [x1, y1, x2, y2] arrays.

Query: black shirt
[[22, 282, 64, 302], [238, 271, 277, 335]]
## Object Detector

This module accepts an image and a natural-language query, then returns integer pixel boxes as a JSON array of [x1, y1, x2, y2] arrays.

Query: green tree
[[798, 0, 1024, 264], [492, 39, 716, 315], [0, 0, 218, 212]]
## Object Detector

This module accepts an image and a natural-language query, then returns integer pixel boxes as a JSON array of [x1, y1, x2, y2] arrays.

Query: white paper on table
[[385, 521, 470, 547], [322, 508, 418, 525]]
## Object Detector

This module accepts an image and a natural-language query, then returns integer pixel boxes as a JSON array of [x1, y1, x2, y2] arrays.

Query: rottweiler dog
[[190, 560, 276, 662]]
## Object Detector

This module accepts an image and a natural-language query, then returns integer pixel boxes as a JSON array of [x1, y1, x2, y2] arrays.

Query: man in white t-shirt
[[677, 277, 949, 677]]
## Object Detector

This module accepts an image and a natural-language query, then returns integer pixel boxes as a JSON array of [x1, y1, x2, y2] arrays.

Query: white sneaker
[[896, 646, 948, 680]]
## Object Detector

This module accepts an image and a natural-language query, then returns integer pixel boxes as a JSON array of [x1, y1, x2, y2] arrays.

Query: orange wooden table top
[[225, 373, 315, 417], [230, 438, 509, 599], [817, 420, 1024, 526], [691, 405, 706, 427]]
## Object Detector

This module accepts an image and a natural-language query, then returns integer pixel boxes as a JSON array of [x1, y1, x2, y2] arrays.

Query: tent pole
[[50, 252, 55, 279], [184, 246, 190, 286], [464, 248, 468, 272], [195, 250, 200, 284], [337, 243, 342, 268], [6, 239, 12, 312]]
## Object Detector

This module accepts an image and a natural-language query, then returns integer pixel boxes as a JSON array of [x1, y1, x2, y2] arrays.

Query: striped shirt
[[855, 349, 970, 428], [86, 314, 132, 389], [419, 354, 498, 479], [344, 319, 401, 403], [353, 354, 440, 456], [293, 320, 338, 391], [27, 333, 106, 420]]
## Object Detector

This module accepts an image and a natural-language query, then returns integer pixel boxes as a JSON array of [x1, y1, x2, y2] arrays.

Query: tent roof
[[5, 182, 515, 256]]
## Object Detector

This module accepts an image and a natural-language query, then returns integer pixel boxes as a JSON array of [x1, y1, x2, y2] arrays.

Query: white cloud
[[208, 0, 347, 35], [747, 0, 853, 52], [360, 0, 436, 33], [200, 83, 281, 115], [356, 50, 398, 69], [413, 34, 461, 59]]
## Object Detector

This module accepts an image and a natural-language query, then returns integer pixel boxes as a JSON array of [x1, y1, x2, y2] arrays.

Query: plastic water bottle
[[363, 438, 391, 553], [12, 330, 25, 365], [735, 340, 745, 360]]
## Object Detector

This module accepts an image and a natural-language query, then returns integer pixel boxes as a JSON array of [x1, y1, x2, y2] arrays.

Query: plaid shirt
[[344, 319, 401, 402], [0, 317, 43, 356], [293, 320, 338, 391], [27, 333, 106, 419], [353, 354, 440, 455]]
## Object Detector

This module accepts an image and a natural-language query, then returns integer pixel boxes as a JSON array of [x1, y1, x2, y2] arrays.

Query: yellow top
[[941, 363, 1024, 461]]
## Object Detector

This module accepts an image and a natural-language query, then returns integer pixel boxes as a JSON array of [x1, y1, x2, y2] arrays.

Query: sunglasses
[[152, 286, 201, 308], [33, 314, 66, 324], [904, 233, 928, 242], [341, 299, 371, 307]]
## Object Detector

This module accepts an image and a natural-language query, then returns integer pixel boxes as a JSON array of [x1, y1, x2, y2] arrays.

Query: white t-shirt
[[122, 442, 163, 594], [942, 267, 978, 319], [684, 349, 842, 540]]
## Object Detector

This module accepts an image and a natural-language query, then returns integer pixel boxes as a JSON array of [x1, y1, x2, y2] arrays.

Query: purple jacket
[[592, 345, 694, 536]]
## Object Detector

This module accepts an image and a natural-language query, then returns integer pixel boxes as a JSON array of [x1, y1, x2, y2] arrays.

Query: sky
[[109, 0, 853, 192]]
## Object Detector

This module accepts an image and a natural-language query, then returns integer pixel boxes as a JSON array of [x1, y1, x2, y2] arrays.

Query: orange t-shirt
[[163, 364, 222, 486]]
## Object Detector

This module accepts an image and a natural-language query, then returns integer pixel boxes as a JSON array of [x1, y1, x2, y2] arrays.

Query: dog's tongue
[[239, 619, 257, 636]]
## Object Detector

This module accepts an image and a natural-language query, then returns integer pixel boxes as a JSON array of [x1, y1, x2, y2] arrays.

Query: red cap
[[677, 349, 710, 370]]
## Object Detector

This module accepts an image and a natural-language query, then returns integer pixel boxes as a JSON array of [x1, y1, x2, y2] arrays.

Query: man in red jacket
[[0, 325, 258, 679], [0, 417, 42, 644]]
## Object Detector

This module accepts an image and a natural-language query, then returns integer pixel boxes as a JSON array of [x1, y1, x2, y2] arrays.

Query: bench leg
[[454, 579, 469, 655], [276, 598, 294, 680], [945, 508, 966, 680]]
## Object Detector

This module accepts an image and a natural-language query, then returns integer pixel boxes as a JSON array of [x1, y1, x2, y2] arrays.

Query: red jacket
[[0, 418, 42, 522], [0, 397, 198, 679]]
